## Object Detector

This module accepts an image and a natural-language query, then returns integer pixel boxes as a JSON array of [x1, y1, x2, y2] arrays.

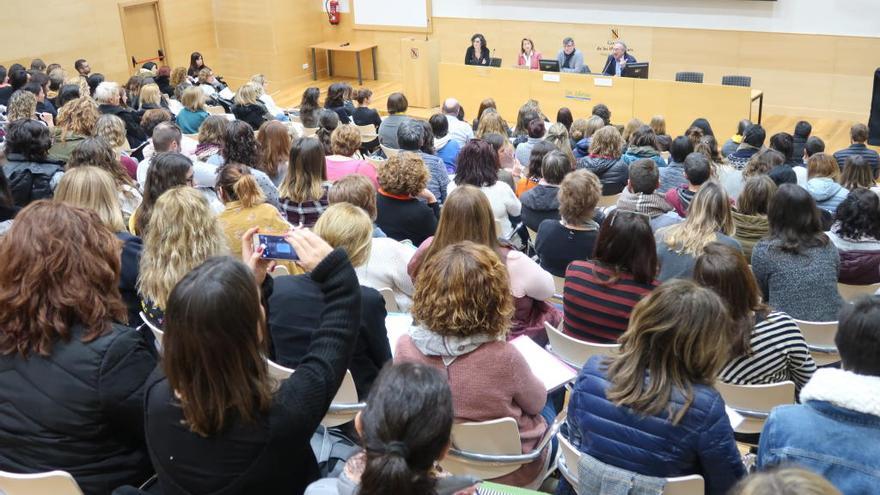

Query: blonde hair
[[661, 182, 735, 256], [475, 111, 509, 139], [54, 166, 125, 232], [56, 96, 99, 141], [138, 83, 162, 109], [250, 74, 268, 87], [807, 152, 841, 181], [138, 187, 228, 308], [65, 75, 89, 97], [313, 203, 373, 267], [181, 86, 206, 112], [622, 118, 644, 144], [545, 122, 576, 166], [170, 67, 188, 87], [649, 115, 667, 136], [330, 124, 362, 157], [95, 114, 128, 149], [569, 118, 590, 141], [6, 91, 37, 121], [732, 468, 841, 495], [234, 83, 261, 106], [216, 163, 265, 209], [589, 126, 625, 158]]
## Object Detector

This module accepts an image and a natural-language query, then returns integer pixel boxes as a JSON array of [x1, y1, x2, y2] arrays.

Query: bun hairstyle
[[359, 363, 454, 495], [216, 163, 265, 208]]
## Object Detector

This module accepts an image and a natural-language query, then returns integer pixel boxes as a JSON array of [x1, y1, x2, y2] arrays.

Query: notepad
[[386, 312, 413, 356], [510, 335, 577, 392], [218, 87, 235, 100]]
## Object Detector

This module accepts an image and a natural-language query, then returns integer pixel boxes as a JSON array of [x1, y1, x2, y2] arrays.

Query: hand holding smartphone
[[253, 234, 299, 261]]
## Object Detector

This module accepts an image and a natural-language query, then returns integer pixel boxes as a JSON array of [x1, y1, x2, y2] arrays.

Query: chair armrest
[[448, 410, 567, 464], [807, 344, 838, 354], [327, 402, 366, 414]]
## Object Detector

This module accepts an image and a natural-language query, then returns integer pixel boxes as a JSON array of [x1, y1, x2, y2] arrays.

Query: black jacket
[[232, 103, 271, 131], [520, 184, 561, 232], [0, 324, 157, 495], [465, 46, 490, 66], [117, 232, 143, 327], [98, 104, 147, 148], [269, 275, 390, 397], [155, 75, 174, 98], [577, 155, 629, 195], [3, 152, 65, 206], [376, 194, 439, 246], [325, 104, 351, 124]]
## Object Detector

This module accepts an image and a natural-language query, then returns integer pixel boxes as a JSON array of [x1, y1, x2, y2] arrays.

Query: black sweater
[[375, 193, 439, 246], [143, 249, 362, 495]]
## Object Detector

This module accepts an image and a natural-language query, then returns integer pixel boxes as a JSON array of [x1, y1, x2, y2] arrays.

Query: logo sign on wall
[[410, 48, 419, 59], [595, 27, 636, 57]]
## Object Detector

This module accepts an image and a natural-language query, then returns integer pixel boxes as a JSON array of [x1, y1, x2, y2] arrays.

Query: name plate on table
[[594, 77, 613, 87], [542, 73, 561, 83]]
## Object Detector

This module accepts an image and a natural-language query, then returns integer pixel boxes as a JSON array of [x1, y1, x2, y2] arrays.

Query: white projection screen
[[352, 0, 432, 33]]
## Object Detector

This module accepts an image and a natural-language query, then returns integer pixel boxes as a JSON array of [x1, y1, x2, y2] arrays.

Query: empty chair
[[0, 470, 83, 495], [714, 381, 796, 436], [440, 413, 563, 490], [380, 143, 399, 157], [721, 75, 752, 87], [544, 321, 619, 369], [266, 359, 365, 427], [675, 72, 704, 84], [556, 434, 705, 495], [377, 287, 401, 313], [837, 282, 880, 303], [793, 319, 840, 366]]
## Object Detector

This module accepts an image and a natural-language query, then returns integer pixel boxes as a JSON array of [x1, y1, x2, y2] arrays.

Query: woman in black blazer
[[465, 33, 490, 66]]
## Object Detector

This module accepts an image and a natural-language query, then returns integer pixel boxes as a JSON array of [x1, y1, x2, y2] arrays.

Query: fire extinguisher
[[326, 0, 340, 25]]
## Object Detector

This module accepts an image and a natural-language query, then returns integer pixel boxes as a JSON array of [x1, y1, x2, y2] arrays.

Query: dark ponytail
[[358, 363, 454, 495]]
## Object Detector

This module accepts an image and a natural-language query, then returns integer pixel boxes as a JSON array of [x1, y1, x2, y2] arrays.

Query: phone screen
[[256, 234, 299, 261]]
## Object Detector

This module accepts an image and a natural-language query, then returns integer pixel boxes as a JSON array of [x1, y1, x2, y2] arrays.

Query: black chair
[[722, 75, 752, 87], [675, 71, 704, 84]]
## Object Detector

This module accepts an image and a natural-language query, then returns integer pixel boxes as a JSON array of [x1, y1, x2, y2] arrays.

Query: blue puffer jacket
[[565, 356, 746, 495]]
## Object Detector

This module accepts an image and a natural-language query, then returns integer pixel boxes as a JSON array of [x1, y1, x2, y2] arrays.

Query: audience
[[732, 175, 777, 259], [521, 150, 569, 232], [544, 122, 576, 166], [323, 83, 351, 124], [728, 124, 765, 170], [256, 120, 292, 186], [0, 169, 18, 235], [768, 132, 806, 185], [49, 95, 98, 161], [94, 81, 146, 147], [397, 241, 552, 487], [223, 120, 281, 208], [429, 113, 460, 173], [325, 124, 378, 188], [665, 152, 713, 217], [278, 136, 329, 228], [577, 125, 628, 195], [516, 141, 556, 197], [534, 168, 602, 278], [351, 88, 382, 150], [694, 243, 816, 392], [441, 98, 474, 145], [751, 183, 843, 321], [839, 155, 874, 191], [232, 83, 272, 131], [722, 119, 752, 157], [95, 114, 138, 178], [375, 152, 439, 245], [515, 118, 546, 166], [616, 158, 680, 231], [571, 115, 605, 158], [194, 114, 227, 164], [3, 119, 65, 206], [66, 137, 142, 222], [564, 280, 746, 495], [791, 120, 813, 161], [562, 209, 658, 343], [130, 151, 193, 236], [806, 152, 848, 213], [804, 135, 826, 162], [621, 125, 666, 169], [656, 181, 740, 281], [378, 92, 409, 148], [294, 87, 322, 128], [484, 132, 522, 186], [826, 189, 880, 285], [0, 201, 156, 494], [833, 123, 879, 178], [176, 86, 209, 134], [758, 296, 880, 493], [449, 139, 520, 237], [397, 120, 449, 204], [658, 135, 694, 193]]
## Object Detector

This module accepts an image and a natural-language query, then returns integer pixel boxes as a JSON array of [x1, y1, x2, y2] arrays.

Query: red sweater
[[394, 335, 548, 487]]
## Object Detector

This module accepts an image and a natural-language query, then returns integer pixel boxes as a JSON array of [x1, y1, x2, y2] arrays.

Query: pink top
[[325, 157, 379, 189], [395, 336, 548, 486], [518, 51, 543, 70]]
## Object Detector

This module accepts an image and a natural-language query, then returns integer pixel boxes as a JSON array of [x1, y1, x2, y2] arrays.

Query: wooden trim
[[351, 0, 433, 34], [118, 0, 170, 74]]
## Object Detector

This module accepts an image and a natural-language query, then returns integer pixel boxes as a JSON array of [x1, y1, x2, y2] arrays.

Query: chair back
[[553, 275, 565, 300], [205, 105, 225, 115], [380, 144, 399, 157], [544, 322, 619, 369], [441, 418, 524, 480], [715, 381, 795, 435], [377, 287, 401, 313], [265, 359, 362, 426], [597, 193, 621, 208], [721, 75, 752, 87], [837, 282, 880, 303], [357, 124, 378, 143], [0, 470, 83, 495], [793, 319, 840, 366], [675, 72, 704, 84], [303, 127, 318, 137], [140, 312, 164, 348]]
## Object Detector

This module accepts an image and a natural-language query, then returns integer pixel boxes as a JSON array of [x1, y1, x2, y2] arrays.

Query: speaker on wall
[[870, 68, 880, 146]]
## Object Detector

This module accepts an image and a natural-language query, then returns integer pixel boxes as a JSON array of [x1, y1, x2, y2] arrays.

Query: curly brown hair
[[56, 96, 99, 140], [589, 125, 624, 158], [559, 169, 601, 224], [330, 124, 362, 157], [378, 152, 428, 196], [0, 201, 126, 357], [412, 241, 513, 339]]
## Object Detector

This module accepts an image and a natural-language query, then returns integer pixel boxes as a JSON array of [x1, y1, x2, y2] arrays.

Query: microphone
[[600, 55, 612, 76]]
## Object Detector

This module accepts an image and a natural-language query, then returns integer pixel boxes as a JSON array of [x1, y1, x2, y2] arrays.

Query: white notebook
[[510, 335, 577, 392]]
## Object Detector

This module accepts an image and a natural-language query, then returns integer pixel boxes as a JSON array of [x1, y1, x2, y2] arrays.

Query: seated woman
[[256, 120, 291, 187], [0, 201, 156, 494], [378, 93, 409, 149], [826, 188, 880, 285], [535, 168, 602, 278], [563, 280, 746, 495], [130, 152, 193, 236], [295, 87, 322, 128], [223, 121, 281, 209], [732, 176, 777, 260], [621, 125, 666, 169], [351, 88, 382, 151], [805, 153, 848, 214], [563, 209, 659, 344], [305, 363, 478, 495], [758, 297, 880, 494], [138, 187, 227, 325], [521, 150, 569, 233], [3, 118, 65, 206], [397, 241, 551, 488], [408, 185, 558, 344], [66, 136, 142, 224], [324, 83, 351, 124], [655, 182, 741, 281], [325, 124, 379, 189], [375, 152, 439, 245], [516, 141, 556, 197], [176, 86, 210, 134], [316, 109, 340, 155], [751, 184, 843, 322], [694, 243, 816, 392], [518, 38, 542, 70], [48, 95, 97, 162], [840, 155, 875, 191], [195, 114, 228, 165], [576, 125, 629, 195], [232, 83, 273, 131], [270, 203, 390, 397], [430, 114, 461, 173], [279, 137, 329, 228], [95, 114, 139, 178], [515, 118, 546, 169], [449, 139, 521, 239], [464, 33, 490, 66], [143, 229, 362, 494], [732, 468, 841, 495], [571, 116, 604, 159], [330, 175, 417, 311]]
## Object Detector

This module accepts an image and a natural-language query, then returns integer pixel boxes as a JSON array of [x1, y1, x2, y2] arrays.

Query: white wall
[[433, 0, 879, 38]]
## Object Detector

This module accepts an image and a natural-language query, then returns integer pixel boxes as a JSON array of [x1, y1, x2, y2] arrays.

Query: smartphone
[[253, 234, 298, 261]]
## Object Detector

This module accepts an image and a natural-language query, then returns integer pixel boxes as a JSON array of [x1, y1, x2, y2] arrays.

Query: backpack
[[310, 425, 360, 479], [6, 162, 62, 206]]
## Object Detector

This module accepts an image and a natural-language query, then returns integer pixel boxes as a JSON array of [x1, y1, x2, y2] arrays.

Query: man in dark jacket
[[791, 120, 812, 162], [834, 123, 880, 178], [94, 81, 147, 148], [727, 124, 765, 170]]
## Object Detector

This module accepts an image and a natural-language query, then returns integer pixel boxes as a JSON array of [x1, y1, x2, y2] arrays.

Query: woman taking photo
[[826, 188, 880, 285], [563, 280, 746, 495], [518, 38, 542, 69], [0, 201, 156, 494], [279, 136, 330, 228], [143, 228, 362, 494], [408, 185, 559, 344], [751, 183, 842, 322], [694, 243, 816, 392], [464, 33, 490, 66], [397, 241, 551, 488]]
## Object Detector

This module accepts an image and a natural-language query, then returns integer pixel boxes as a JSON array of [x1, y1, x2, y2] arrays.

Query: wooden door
[[119, 0, 167, 73]]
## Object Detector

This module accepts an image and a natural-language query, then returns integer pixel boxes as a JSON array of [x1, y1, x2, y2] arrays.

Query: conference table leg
[[311, 48, 317, 81], [371, 47, 378, 80], [328, 50, 334, 77], [757, 93, 764, 124], [356, 52, 363, 86]]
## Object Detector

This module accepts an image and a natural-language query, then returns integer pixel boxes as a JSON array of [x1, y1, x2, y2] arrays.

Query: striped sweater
[[720, 311, 816, 392], [563, 260, 658, 344]]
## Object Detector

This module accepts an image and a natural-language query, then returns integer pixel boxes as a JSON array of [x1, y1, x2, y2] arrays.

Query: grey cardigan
[[556, 49, 589, 74], [655, 231, 742, 282]]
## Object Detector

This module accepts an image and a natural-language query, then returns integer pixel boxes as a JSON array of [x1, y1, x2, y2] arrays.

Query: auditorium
[[0, 0, 879, 493]]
